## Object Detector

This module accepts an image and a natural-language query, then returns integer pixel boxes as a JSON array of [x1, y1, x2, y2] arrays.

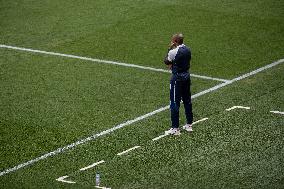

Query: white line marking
[[0, 44, 228, 82], [231, 59, 284, 82], [192, 117, 209, 125], [95, 186, 111, 189], [191, 59, 284, 99], [152, 134, 168, 141], [173, 81, 176, 102], [226, 106, 251, 111], [270, 111, 284, 115], [56, 175, 76, 184], [0, 105, 169, 177], [79, 160, 105, 171], [191, 74, 229, 82], [152, 117, 209, 141], [0, 58, 283, 177], [117, 146, 141, 156]]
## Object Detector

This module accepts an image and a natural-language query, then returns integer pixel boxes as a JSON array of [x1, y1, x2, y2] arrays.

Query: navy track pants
[[170, 79, 193, 128]]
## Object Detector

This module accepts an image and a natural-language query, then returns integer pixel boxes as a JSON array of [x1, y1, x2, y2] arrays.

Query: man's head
[[171, 33, 184, 45]]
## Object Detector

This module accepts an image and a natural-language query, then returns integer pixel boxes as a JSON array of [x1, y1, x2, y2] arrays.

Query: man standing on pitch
[[164, 33, 193, 135]]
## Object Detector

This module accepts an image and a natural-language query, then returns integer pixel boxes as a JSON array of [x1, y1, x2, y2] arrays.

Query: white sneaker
[[183, 124, 193, 132], [165, 128, 181, 135]]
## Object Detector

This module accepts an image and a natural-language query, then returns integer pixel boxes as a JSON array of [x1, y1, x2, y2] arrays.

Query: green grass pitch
[[0, 0, 283, 188]]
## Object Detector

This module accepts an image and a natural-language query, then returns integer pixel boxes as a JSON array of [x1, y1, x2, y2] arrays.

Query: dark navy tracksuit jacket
[[165, 44, 193, 128]]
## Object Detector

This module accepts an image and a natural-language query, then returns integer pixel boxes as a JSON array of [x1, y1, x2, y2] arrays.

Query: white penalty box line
[[0, 47, 283, 177], [0, 44, 229, 82]]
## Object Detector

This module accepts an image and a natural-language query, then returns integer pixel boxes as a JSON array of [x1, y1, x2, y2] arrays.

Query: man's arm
[[165, 47, 176, 64], [164, 55, 172, 65], [164, 41, 177, 69], [164, 57, 172, 69]]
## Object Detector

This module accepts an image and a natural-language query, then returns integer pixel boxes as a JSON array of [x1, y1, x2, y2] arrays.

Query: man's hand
[[167, 64, 172, 70], [168, 41, 177, 50]]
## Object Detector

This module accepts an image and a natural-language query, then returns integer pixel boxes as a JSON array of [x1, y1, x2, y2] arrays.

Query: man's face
[[171, 35, 179, 48], [171, 35, 178, 44]]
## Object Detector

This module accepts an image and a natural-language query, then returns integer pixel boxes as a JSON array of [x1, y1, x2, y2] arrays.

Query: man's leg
[[182, 79, 193, 125], [170, 79, 181, 128]]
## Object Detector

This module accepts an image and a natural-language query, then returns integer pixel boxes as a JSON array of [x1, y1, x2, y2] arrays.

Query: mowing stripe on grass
[[117, 146, 141, 156], [0, 58, 283, 177], [0, 44, 228, 82], [79, 160, 105, 171]]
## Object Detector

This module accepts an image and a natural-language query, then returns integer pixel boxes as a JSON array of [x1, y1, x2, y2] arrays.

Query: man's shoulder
[[180, 44, 190, 50], [177, 44, 191, 55]]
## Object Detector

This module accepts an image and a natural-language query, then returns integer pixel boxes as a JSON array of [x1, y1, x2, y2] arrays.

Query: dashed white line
[[270, 111, 284, 115], [226, 106, 251, 111], [79, 160, 105, 171], [56, 175, 76, 184], [117, 146, 141, 156]]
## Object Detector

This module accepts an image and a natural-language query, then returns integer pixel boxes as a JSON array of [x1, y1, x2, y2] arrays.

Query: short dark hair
[[172, 33, 184, 45]]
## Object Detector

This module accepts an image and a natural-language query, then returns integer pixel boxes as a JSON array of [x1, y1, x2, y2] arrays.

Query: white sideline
[[0, 58, 283, 177], [117, 146, 141, 156], [152, 117, 208, 141], [270, 111, 284, 115], [0, 44, 228, 82], [79, 160, 105, 171], [56, 175, 76, 184]]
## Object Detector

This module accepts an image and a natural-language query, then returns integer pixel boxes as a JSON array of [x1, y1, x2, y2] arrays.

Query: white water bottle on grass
[[96, 172, 100, 186]]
